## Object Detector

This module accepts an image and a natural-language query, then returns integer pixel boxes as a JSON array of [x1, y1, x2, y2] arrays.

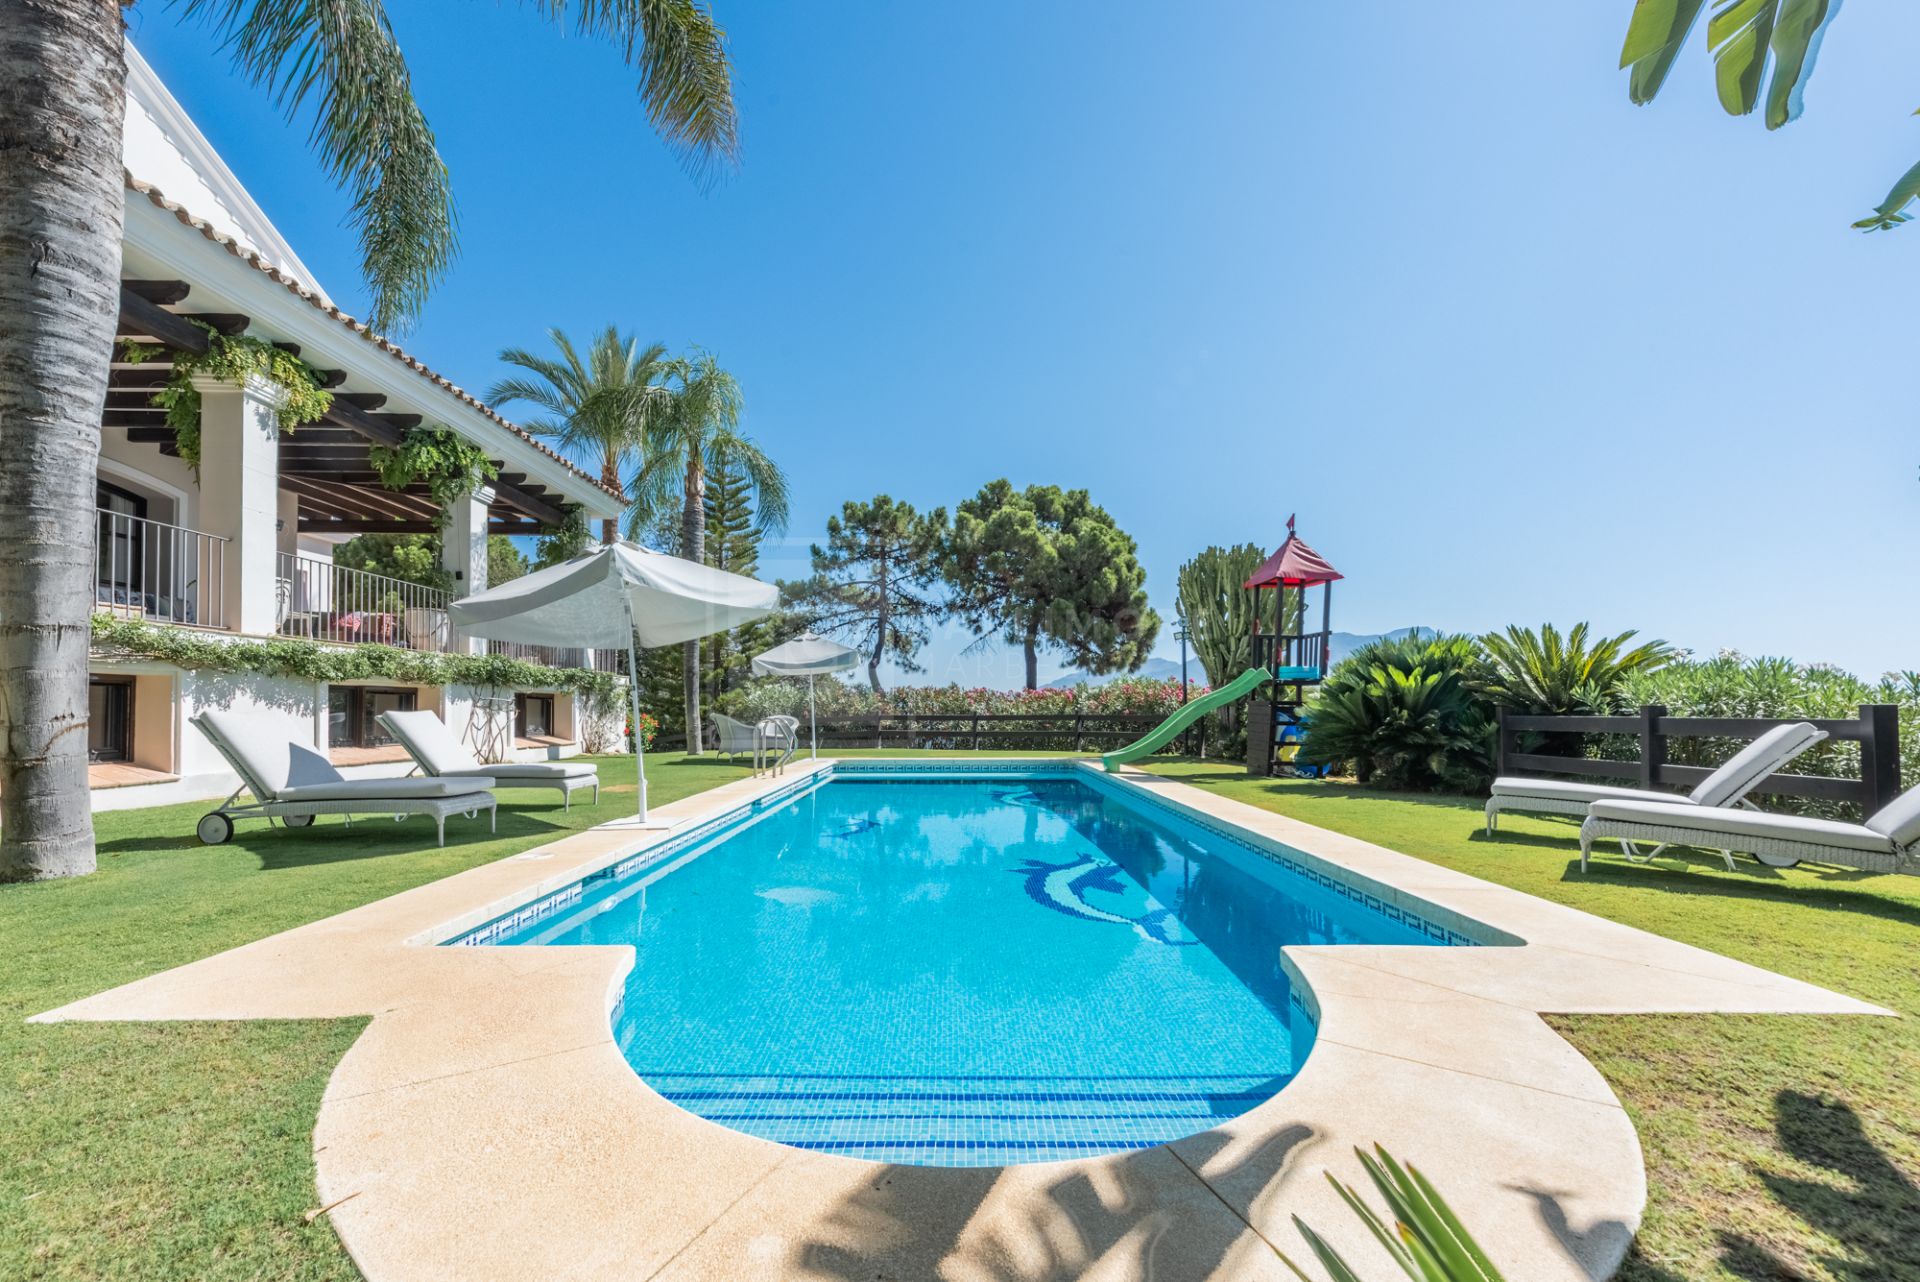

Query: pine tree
[[703, 455, 759, 577], [702, 453, 764, 702], [788, 495, 948, 692]]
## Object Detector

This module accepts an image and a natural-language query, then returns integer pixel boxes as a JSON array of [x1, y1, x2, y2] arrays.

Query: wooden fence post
[[1638, 704, 1666, 791], [1861, 704, 1901, 815], [1495, 707, 1511, 777]]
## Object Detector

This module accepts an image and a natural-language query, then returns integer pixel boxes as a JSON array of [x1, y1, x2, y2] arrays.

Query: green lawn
[[4, 755, 1916, 1280], [0, 754, 751, 1281], [1142, 762, 1920, 1282]]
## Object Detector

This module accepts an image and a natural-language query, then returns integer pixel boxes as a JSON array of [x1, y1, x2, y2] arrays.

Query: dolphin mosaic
[[1010, 853, 1193, 946]]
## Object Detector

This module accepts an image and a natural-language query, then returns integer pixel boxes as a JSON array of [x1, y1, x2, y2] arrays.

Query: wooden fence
[[651, 709, 1220, 755], [1495, 704, 1901, 816], [808, 711, 1182, 752]]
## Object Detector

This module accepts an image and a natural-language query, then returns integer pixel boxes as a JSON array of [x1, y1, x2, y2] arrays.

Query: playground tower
[[1243, 519, 1341, 776]]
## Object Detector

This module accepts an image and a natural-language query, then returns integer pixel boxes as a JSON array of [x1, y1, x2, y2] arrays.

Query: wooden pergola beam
[[117, 286, 211, 352], [114, 283, 569, 530], [123, 279, 191, 305], [281, 475, 435, 523], [184, 312, 249, 336]]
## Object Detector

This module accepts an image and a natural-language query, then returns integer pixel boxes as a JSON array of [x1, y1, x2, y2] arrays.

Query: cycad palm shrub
[[1297, 634, 1494, 792], [1476, 622, 1673, 715]]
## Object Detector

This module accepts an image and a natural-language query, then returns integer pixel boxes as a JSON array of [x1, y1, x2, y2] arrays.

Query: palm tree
[[0, 4, 737, 881], [628, 353, 788, 753], [489, 328, 669, 546]]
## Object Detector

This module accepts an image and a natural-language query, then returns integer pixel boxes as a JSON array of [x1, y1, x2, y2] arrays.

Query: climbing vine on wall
[[90, 614, 622, 704], [123, 325, 332, 468], [367, 425, 500, 518]]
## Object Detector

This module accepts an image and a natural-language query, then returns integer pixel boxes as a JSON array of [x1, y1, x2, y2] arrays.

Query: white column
[[195, 375, 286, 636], [443, 484, 492, 655]]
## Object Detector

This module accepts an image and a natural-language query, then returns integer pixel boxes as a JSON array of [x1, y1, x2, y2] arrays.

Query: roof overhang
[[121, 189, 622, 522]]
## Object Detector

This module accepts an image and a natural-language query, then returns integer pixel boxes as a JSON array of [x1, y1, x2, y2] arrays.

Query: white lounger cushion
[[380, 709, 487, 774], [1490, 778, 1692, 804], [462, 762, 598, 781], [1686, 722, 1827, 807], [196, 709, 346, 801], [1865, 787, 1920, 848], [1586, 799, 1894, 855], [278, 777, 493, 803], [1492, 721, 1824, 811], [381, 709, 598, 783]]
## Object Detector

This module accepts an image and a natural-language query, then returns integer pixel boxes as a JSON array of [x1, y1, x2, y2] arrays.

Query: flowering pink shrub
[[736, 677, 1204, 722]]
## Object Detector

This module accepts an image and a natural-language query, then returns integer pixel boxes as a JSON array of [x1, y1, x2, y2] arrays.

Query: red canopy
[[1244, 532, 1342, 588]]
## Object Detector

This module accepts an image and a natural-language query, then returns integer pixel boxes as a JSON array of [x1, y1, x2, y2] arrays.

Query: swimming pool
[[453, 763, 1488, 1165]]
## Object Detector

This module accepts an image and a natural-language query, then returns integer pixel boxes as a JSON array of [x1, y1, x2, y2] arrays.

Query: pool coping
[[31, 759, 1892, 1282]]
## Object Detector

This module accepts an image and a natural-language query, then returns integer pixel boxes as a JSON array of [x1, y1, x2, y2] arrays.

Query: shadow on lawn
[[1719, 1090, 1920, 1281], [1186, 771, 1920, 929], [94, 806, 576, 870], [795, 1126, 1315, 1281]]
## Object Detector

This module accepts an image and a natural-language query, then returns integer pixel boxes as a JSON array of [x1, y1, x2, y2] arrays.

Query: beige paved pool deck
[[35, 761, 1891, 1281]]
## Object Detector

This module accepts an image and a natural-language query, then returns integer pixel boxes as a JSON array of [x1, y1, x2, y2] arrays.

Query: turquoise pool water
[[458, 766, 1472, 1165]]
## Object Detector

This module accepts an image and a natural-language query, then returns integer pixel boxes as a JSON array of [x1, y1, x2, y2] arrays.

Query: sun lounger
[[1580, 783, 1920, 875], [378, 709, 599, 809], [191, 709, 496, 847], [1485, 721, 1826, 834]]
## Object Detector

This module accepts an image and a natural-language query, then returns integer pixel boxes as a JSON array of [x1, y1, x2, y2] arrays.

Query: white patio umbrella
[[750, 632, 860, 758], [449, 541, 777, 826]]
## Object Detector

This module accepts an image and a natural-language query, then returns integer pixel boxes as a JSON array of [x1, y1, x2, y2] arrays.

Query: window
[[516, 693, 556, 740], [88, 677, 133, 763], [95, 480, 148, 606], [328, 686, 417, 749]]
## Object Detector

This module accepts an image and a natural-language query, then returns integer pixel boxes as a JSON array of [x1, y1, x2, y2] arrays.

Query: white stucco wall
[[121, 41, 331, 304], [90, 662, 601, 813]]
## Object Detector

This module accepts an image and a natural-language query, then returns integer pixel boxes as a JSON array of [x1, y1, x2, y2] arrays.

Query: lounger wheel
[[196, 812, 235, 845], [283, 813, 315, 829], [1752, 850, 1800, 868]]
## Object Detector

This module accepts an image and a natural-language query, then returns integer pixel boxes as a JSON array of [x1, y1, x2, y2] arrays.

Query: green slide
[[1099, 666, 1271, 772]]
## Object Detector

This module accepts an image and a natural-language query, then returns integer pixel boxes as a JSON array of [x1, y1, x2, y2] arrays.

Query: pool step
[[642, 1071, 1289, 1164]]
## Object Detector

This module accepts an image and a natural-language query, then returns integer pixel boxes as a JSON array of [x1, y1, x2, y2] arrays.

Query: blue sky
[[128, 3, 1919, 684]]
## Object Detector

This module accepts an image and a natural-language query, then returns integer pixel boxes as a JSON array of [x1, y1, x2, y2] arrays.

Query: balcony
[[277, 551, 455, 651], [95, 507, 229, 630], [486, 639, 623, 673]]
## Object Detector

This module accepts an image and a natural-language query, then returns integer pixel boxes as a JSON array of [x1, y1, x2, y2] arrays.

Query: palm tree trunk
[[1024, 624, 1039, 690], [680, 456, 705, 753], [0, 4, 124, 881], [599, 449, 620, 544]]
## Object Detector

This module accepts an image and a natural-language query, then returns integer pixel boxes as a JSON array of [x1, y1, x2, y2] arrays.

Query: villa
[[88, 47, 624, 811], [6, 12, 1918, 1282]]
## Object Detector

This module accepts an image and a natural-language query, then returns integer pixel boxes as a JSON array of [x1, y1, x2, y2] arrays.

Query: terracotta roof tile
[[124, 173, 623, 503]]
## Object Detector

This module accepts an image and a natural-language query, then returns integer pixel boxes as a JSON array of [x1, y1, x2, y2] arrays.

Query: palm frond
[[528, 0, 740, 182], [1620, 0, 1707, 104], [178, 0, 457, 335], [1856, 153, 1920, 231]]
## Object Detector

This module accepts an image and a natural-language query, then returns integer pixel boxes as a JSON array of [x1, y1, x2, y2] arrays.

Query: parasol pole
[[623, 592, 648, 822], [808, 674, 818, 759]]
